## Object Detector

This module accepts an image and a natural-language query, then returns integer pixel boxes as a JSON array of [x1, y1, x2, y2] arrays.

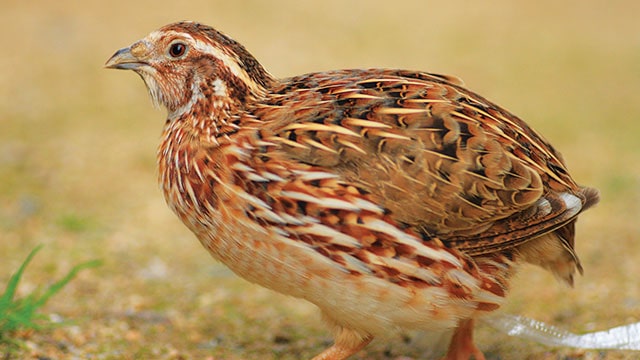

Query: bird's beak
[[105, 41, 150, 70], [105, 47, 140, 70]]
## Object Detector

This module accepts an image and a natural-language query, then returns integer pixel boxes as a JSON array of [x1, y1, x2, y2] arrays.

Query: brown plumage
[[106, 21, 599, 359]]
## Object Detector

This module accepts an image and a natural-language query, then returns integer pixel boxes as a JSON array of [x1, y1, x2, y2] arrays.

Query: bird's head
[[106, 21, 273, 114]]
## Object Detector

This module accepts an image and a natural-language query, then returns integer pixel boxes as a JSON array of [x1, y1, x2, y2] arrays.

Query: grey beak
[[105, 47, 144, 70]]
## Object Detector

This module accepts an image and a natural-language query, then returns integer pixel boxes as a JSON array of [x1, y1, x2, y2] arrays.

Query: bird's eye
[[168, 42, 187, 58]]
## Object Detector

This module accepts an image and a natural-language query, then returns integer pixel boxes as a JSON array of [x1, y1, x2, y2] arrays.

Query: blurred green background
[[1, 1, 638, 359]]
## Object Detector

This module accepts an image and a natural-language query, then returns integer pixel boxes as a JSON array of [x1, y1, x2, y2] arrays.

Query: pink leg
[[312, 315, 372, 360], [311, 334, 372, 360], [442, 319, 485, 360]]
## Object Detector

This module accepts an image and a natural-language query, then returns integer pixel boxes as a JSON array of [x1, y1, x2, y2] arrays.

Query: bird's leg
[[442, 319, 485, 360], [312, 314, 372, 360], [311, 331, 372, 360]]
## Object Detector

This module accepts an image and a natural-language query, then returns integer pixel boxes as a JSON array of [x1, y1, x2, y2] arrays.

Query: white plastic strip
[[484, 314, 640, 350]]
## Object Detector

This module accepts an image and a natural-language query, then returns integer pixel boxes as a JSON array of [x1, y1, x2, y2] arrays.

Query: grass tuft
[[0, 245, 101, 346]]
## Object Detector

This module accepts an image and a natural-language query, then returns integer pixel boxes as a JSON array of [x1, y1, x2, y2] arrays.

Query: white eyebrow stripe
[[193, 41, 262, 94], [149, 30, 195, 45]]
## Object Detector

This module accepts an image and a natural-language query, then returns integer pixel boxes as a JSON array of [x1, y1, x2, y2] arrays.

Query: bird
[[106, 21, 599, 360]]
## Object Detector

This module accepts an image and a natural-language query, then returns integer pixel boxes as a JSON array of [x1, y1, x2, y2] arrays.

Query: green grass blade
[[0, 245, 43, 310], [0, 246, 101, 341]]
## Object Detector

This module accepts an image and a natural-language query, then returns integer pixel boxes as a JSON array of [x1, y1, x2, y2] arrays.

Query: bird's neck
[[164, 79, 248, 141], [156, 91, 241, 223], [157, 76, 267, 199]]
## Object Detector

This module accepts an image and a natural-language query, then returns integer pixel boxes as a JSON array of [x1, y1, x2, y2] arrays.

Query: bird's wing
[[246, 69, 589, 254]]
